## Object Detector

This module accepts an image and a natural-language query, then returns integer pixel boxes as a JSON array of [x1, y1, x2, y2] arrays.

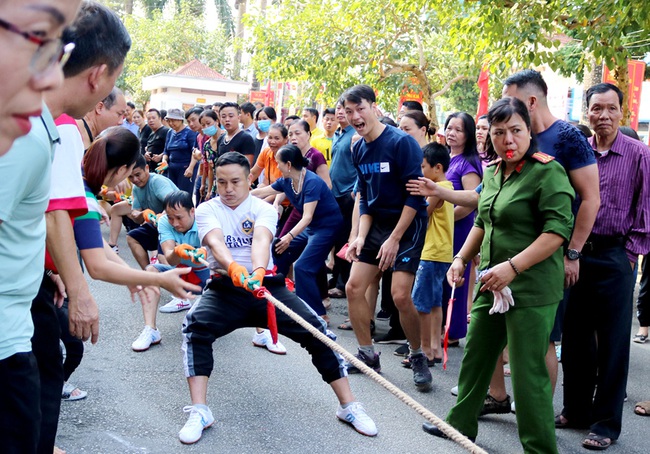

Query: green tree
[[439, 79, 480, 117], [120, 3, 231, 105], [246, 0, 474, 125]]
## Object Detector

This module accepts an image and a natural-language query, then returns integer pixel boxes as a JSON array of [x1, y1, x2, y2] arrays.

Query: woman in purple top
[[278, 120, 331, 237], [443, 112, 483, 341]]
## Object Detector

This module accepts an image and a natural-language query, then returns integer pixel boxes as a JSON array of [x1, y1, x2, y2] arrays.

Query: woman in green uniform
[[424, 97, 574, 454]]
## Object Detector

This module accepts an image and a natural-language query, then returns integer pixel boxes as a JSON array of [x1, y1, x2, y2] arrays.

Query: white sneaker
[[131, 326, 161, 352], [336, 402, 378, 436], [109, 244, 118, 254], [511, 400, 516, 413], [159, 297, 193, 313], [178, 405, 214, 444], [451, 385, 459, 396], [252, 329, 287, 355]]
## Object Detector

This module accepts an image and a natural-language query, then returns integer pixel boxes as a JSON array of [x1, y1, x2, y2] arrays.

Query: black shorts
[[357, 215, 426, 274], [126, 223, 160, 252]]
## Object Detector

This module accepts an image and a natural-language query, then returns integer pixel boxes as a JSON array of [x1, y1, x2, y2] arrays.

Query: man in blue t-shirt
[[131, 190, 209, 352], [341, 84, 432, 392]]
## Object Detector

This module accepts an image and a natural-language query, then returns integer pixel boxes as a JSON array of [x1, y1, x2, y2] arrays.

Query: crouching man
[[178, 152, 377, 444], [132, 190, 210, 351]]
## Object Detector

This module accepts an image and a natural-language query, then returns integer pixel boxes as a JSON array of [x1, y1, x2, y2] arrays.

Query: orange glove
[[142, 209, 158, 227], [228, 261, 248, 288], [243, 267, 266, 292], [174, 243, 194, 260], [191, 247, 208, 265]]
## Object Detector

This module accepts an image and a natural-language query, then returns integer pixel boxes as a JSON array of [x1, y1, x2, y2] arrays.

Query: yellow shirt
[[311, 133, 333, 166], [420, 180, 454, 263]]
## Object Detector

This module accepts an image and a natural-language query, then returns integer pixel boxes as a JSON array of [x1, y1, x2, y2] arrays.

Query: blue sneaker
[[346, 350, 381, 374]]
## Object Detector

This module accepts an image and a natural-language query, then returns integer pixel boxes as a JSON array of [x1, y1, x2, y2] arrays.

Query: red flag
[[477, 66, 489, 119]]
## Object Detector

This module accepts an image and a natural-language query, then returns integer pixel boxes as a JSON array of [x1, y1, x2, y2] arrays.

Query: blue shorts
[[412, 260, 449, 313], [151, 263, 210, 289], [127, 223, 161, 252]]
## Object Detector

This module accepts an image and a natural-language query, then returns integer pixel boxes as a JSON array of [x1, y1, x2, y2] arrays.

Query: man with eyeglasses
[[1, 2, 131, 453], [0, 1, 83, 452]]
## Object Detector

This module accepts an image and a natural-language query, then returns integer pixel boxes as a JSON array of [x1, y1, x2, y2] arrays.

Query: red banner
[[249, 90, 275, 107], [603, 60, 646, 130], [476, 66, 489, 119]]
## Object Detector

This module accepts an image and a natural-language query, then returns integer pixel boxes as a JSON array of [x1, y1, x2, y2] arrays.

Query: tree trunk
[[581, 56, 602, 124], [233, 0, 247, 80], [613, 60, 630, 126], [124, 0, 134, 14]]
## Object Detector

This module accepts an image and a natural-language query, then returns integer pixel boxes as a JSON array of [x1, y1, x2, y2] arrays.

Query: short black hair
[[379, 116, 397, 127], [159, 109, 167, 119], [504, 69, 548, 97], [185, 106, 204, 120], [215, 151, 250, 175], [102, 87, 122, 109], [575, 124, 592, 138], [62, 1, 132, 77], [422, 142, 450, 171], [147, 108, 161, 118], [585, 83, 624, 108], [126, 101, 135, 109], [164, 190, 194, 211], [303, 107, 319, 122], [133, 153, 147, 170], [220, 102, 240, 112], [255, 106, 278, 122], [619, 126, 640, 141], [323, 108, 336, 116], [342, 84, 376, 105], [277, 144, 310, 170], [285, 115, 300, 122], [240, 102, 256, 116], [402, 101, 423, 112]]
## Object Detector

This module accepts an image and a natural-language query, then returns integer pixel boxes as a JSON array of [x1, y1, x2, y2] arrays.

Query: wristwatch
[[565, 249, 582, 260]]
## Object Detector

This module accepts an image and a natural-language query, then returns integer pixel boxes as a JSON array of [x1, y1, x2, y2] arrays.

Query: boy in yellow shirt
[[406, 143, 454, 366]]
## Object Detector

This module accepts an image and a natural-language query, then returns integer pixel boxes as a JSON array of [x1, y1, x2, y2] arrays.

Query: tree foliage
[[119, 2, 231, 106], [246, 0, 475, 123]]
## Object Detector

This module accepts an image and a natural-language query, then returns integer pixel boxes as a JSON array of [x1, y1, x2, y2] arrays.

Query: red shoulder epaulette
[[531, 151, 555, 163]]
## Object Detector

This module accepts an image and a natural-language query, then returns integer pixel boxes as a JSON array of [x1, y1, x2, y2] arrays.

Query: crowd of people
[[1, 1, 649, 453]]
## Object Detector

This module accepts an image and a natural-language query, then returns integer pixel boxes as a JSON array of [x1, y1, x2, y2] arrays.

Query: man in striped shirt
[[559, 83, 650, 451]]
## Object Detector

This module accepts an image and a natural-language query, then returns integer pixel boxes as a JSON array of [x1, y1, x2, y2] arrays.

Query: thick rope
[[205, 266, 486, 453]]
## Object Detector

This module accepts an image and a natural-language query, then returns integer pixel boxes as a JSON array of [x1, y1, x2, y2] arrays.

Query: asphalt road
[[56, 229, 650, 453]]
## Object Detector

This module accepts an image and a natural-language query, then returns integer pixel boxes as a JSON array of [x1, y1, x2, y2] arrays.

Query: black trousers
[[331, 194, 354, 291], [56, 300, 84, 382], [0, 352, 41, 454], [561, 243, 634, 440], [636, 255, 649, 326], [182, 274, 346, 384], [31, 273, 64, 454]]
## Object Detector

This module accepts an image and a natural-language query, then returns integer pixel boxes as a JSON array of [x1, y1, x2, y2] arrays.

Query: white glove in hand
[[489, 285, 515, 314]]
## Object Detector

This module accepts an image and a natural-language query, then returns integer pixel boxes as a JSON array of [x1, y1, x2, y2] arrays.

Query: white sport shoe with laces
[[131, 325, 161, 352], [159, 297, 193, 313], [178, 405, 214, 444], [336, 401, 378, 436], [252, 329, 287, 355]]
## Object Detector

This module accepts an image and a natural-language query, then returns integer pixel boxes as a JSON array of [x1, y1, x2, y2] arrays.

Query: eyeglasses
[[0, 17, 75, 76]]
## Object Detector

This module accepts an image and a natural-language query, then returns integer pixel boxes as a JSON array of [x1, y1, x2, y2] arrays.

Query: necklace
[[290, 169, 305, 195], [223, 129, 239, 145]]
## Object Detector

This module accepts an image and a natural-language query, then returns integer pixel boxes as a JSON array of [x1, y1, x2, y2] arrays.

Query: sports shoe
[[149, 255, 159, 265], [178, 405, 215, 444], [451, 385, 459, 396], [336, 402, 378, 436], [480, 394, 512, 416], [511, 400, 516, 413], [252, 329, 287, 355], [373, 329, 407, 344], [109, 244, 119, 254], [61, 382, 87, 401], [375, 309, 392, 321], [410, 353, 433, 392], [346, 350, 381, 374], [393, 344, 409, 357], [131, 325, 161, 352], [159, 297, 193, 313]]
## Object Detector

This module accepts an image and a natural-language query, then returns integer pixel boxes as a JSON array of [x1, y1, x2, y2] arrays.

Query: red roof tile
[[172, 59, 226, 80]]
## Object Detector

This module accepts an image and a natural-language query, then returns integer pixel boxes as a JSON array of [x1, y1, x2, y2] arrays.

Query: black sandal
[[582, 433, 612, 451], [480, 394, 511, 416]]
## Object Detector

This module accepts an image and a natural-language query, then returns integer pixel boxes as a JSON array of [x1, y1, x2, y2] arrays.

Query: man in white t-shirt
[[177, 152, 377, 444]]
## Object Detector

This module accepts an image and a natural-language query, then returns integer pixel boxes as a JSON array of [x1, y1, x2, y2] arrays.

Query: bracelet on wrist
[[508, 258, 521, 275], [288, 232, 295, 239], [453, 255, 467, 266]]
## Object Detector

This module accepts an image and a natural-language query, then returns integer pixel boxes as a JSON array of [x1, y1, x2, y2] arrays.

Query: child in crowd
[[408, 143, 454, 366]]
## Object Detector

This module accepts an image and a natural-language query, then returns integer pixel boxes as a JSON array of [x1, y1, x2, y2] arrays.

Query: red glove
[[174, 243, 194, 260], [243, 267, 266, 292], [228, 261, 248, 288]]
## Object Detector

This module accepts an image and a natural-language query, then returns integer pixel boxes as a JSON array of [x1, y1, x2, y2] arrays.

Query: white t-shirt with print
[[196, 194, 277, 272]]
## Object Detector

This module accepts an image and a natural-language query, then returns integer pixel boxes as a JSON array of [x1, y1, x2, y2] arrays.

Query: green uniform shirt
[[475, 155, 574, 307]]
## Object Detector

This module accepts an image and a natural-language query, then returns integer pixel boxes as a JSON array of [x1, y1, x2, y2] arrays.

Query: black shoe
[[410, 353, 433, 392], [374, 329, 407, 344], [376, 309, 392, 321], [393, 344, 409, 357], [480, 394, 511, 416], [346, 350, 381, 374], [422, 423, 476, 443]]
